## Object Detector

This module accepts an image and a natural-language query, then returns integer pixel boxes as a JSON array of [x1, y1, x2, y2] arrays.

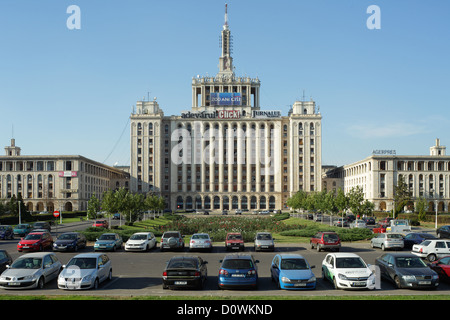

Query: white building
[[130, 5, 323, 211]]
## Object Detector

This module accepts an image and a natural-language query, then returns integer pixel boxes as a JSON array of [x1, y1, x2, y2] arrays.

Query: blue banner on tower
[[210, 93, 242, 106]]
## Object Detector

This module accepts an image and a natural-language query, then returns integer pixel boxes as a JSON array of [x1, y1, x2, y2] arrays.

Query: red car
[[310, 231, 341, 252], [429, 256, 450, 283], [17, 231, 53, 252], [372, 225, 387, 234], [92, 219, 109, 228], [225, 232, 245, 251]]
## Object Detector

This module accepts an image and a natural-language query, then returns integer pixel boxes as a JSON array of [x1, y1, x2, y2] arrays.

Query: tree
[[87, 193, 101, 219], [286, 190, 308, 211], [393, 175, 411, 218], [335, 188, 349, 214], [416, 197, 428, 222], [347, 186, 366, 218]]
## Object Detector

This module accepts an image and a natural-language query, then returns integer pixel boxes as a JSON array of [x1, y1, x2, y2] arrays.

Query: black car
[[0, 225, 14, 240], [375, 253, 439, 289], [403, 232, 437, 249], [33, 221, 51, 232], [0, 250, 12, 273], [162, 256, 208, 290], [437, 225, 450, 239], [53, 232, 87, 252]]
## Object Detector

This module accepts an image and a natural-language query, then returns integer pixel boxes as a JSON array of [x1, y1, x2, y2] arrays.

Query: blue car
[[94, 233, 123, 251], [403, 232, 437, 249], [13, 224, 33, 237], [0, 225, 14, 240], [270, 254, 316, 290], [218, 254, 259, 290]]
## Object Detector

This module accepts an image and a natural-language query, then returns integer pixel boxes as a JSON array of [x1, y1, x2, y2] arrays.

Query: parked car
[[0, 252, 61, 289], [218, 254, 259, 289], [0, 225, 14, 240], [345, 214, 356, 223], [160, 231, 185, 251], [32, 221, 51, 232], [260, 210, 270, 215], [314, 213, 323, 222], [0, 250, 12, 274], [372, 224, 387, 234], [222, 210, 228, 215], [189, 233, 213, 252], [333, 218, 348, 227], [375, 252, 439, 289], [162, 255, 208, 290], [363, 217, 376, 225], [412, 239, 450, 262], [350, 220, 367, 229], [370, 233, 404, 251], [386, 219, 411, 235], [225, 232, 245, 251], [53, 232, 87, 252], [270, 254, 316, 290], [17, 231, 53, 252], [58, 253, 112, 290], [428, 256, 450, 283], [310, 232, 341, 252], [436, 225, 450, 239], [94, 233, 123, 252], [378, 217, 394, 227], [403, 232, 437, 250], [321, 252, 376, 290], [92, 219, 109, 229], [235, 209, 242, 215], [125, 232, 156, 252], [13, 224, 33, 237], [254, 232, 275, 252]]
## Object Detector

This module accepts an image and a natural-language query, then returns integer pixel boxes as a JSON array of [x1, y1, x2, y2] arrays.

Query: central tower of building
[[130, 4, 322, 211]]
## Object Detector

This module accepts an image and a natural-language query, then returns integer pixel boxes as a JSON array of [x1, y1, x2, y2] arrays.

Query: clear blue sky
[[1, 0, 449, 167]]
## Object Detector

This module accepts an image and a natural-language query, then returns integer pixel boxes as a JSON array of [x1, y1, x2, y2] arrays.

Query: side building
[[0, 139, 130, 212], [325, 139, 450, 213], [129, 5, 323, 211]]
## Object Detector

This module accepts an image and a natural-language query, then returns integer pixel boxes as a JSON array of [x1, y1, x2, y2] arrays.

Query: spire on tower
[[224, 3, 228, 29]]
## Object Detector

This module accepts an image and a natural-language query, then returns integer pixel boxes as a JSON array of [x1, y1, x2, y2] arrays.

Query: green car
[[13, 224, 33, 237]]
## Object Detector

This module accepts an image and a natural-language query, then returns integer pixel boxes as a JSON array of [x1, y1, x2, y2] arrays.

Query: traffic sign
[[53, 210, 60, 218]]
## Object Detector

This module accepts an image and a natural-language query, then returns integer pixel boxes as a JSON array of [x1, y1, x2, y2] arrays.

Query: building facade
[[130, 6, 322, 211], [0, 139, 129, 212], [325, 139, 450, 212]]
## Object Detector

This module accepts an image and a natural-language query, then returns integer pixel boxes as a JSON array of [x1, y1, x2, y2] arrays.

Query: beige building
[[325, 139, 450, 212], [0, 139, 129, 212], [130, 6, 322, 211]]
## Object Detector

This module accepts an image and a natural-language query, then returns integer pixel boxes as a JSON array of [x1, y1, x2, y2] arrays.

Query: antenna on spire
[[224, 3, 228, 29]]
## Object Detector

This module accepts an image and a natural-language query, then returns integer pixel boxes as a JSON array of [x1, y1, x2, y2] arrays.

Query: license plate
[[294, 283, 306, 287], [352, 281, 366, 287], [8, 282, 20, 286], [419, 281, 431, 285], [231, 247, 240, 250], [175, 281, 187, 285], [231, 274, 245, 277], [261, 246, 268, 248], [66, 283, 80, 289]]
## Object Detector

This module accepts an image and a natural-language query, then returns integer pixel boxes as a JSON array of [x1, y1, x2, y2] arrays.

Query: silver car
[[58, 253, 112, 290], [0, 252, 61, 289], [189, 233, 213, 252], [371, 233, 404, 251], [254, 232, 275, 251]]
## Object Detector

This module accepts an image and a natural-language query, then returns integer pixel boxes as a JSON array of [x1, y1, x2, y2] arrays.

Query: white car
[[411, 239, 450, 262], [58, 253, 112, 290], [189, 233, 213, 252], [0, 252, 61, 289], [125, 232, 156, 252], [350, 220, 367, 229], [321, 252, 375, 290]]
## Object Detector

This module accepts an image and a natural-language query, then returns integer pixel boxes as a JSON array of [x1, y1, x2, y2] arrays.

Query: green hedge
[[279, 225, 374, 242]]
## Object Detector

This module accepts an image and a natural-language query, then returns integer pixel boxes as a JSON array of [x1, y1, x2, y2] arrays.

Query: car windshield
[[0, 252, 7, 259], [58, 234, 77, 240], [34, 223, 45, 227], [394, 220, 408, 226], [192, 234, 209, 240], [280, 258, 308, 270], [95, 221, 105, 224], [130, 234, 148, 240], [387, 234, 403, 239], [168, 259, 198, 269], [222, 259, 254, 269], [16, 224, 29, 229], [256, 234, 272, 240], [336, 257, 366, 269], [66, 257, 97, 269], [163, 232, 180, 238], [395, 257, 427, 268], [323, 234, 339, 242], [0, 226, 8, 231], [98, 234, 115, 241], [420, 240, 431, 246], [227, 234, 242, 240], [11, 258, 42, 269], [24, 234, 42, 240]]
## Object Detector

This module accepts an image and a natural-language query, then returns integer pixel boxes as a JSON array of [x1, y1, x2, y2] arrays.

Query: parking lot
[[1, 218, 450, 297]]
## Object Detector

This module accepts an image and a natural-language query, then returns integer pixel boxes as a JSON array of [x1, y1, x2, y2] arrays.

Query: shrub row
[[279, 225, 374, 242]]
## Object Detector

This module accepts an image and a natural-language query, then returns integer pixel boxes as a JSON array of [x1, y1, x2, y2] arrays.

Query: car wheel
[[310, 242, 314, 249], [94, 278, 99, 290], [317, 244, 321, 252], [108, 269, 112, 281], [333, 277, 339, 290], [74, 245, 78, 252], [394, 276, 402, 289], [371, 241, 375, 248], [427, 254, 437, 262], [37, 277, 45, 289], [381, 244, 386, 251]]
